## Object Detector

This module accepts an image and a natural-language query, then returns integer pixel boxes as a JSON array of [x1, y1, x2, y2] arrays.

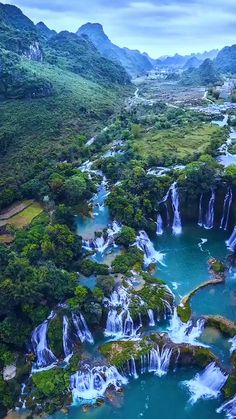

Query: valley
[[1, 3, 236, 419]]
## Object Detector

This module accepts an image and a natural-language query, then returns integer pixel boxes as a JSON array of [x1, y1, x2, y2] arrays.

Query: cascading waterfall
[[156, 214, 164, 236], [168, 309, 205, 346], [82, 221, 121, 253], [136, 230, 165, 266], [104, 286, 141, 339], [159, 182, 182, 234], [72, 313, 94, 344], [204, 189, 215, 230], [129, 357, 138, 379], [170, 182, 182, 235], [70, 365, 128, 402], [183, 362, 228, 404], [220, 187, 233, 230], [105, 309, 124, 337], [226, 227, 236, 251], [229, 336, 236, 354], [147, 309, 155, 326], [31, 312, 58, 370], [198, 193, 203, 227], [143, 346, 172, 377], [105, 308, 140, 339], [107, 286, 129, 307], [63, 316, 73, 362], [217, 395, 236, 419]]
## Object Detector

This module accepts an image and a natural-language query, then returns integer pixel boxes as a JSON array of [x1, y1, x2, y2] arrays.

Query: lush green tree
[[97, 276, 115, 297], [53, 204, 75, 228], [64, 174, 87, 205], [41, 224, 82, 267], [116, 226, 136, 247]]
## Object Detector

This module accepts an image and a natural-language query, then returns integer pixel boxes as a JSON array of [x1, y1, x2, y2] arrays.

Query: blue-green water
[[52, 370, 225, 419], [154, 226, 229, 298], [46, 174, 235, 419], [191, 268, 236, 322]]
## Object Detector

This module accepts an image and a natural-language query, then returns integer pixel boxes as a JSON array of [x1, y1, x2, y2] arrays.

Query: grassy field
[[130, 123, 225, 163], [0, 200, 43, 229]]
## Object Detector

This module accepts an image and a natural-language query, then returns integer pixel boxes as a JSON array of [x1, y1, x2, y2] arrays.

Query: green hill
[[0, 3, 132, 208]]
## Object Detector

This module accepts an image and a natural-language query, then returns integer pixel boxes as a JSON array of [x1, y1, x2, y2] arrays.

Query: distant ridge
[[77, 22, 153, 76]]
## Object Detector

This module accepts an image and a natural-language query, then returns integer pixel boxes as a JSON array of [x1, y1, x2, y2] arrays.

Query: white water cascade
[[156, 214, 164, 236], [226, 227, 236, 251], [204, 189, 215, 230], [72, 313, 94, 344], [140, 346, 172, 377], [70, 365, 128, 402], [147, 309, 155, 326], [220, 187, 233, 230], [198, 194, 203, 227], [31, 312, 58, 370], [229, 336, 236, 354], [105, 308, 141, 339], [129, 357, 139, 379], [63, 316, 73, 362], [82, 221, 121, 254], [104, 286, 141, 339], [183, 362, 228, 404], [159, 182, 182, 234], [170, 182, 182, 235], [136, 230, 165, 266], [217, 395, 236, 419], [168, 309, 205, 346]]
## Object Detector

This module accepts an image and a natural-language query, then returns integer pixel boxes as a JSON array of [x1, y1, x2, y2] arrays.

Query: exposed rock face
[[23, 41, 43, 62], [3, 364, 16, 381], [203, 316, 236, 338]]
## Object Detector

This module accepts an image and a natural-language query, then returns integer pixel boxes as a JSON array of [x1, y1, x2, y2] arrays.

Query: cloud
[[2, 0, 236, 56]]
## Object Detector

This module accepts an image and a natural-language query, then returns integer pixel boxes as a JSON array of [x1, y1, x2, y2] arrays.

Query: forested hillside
[[0, 3, 132, 209]]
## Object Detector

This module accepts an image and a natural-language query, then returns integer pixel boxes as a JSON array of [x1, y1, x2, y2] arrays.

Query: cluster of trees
[[107, 165, 172, 229]]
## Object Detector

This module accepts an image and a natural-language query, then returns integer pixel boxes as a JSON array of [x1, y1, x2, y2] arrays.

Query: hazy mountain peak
[[36, 21, 57, 39], [77, 22, 152, 76]]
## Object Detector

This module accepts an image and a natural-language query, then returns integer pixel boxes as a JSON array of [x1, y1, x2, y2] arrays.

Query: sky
[[2, 0, 236, 57]]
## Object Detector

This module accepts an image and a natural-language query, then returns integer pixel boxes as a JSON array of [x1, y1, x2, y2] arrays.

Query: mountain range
[[77, 22, 152, 76]]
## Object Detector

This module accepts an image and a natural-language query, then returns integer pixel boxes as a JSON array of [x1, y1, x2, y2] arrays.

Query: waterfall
[[136, 230, 165, 266], [147, 309, 155, 326], [63, 316, 73, 362], [129, 357, 138, 379], [72, 313, 94, 344], [105, 309, 139, 339], [146, 346, 172, 377], [82, 221, 121, 254], [217, 395, 236, 419], [203, 189, 215, 230], [82, 236, 109, 254], [220, 187, 233, 230], [226, 227, 236, 251], [183, 362, 228, 404], [198, 194, 203, 227], [31, 312, 58, 370], [156, 214, 164, 235], [104, 286, 142, 339], [71, 365, 128, 402], [168, 309, 205, 346], [170, 182, 182, 235], [105, 309, 124, 337], [229, 336, 236, 354], [104, 286, 129, 308]]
